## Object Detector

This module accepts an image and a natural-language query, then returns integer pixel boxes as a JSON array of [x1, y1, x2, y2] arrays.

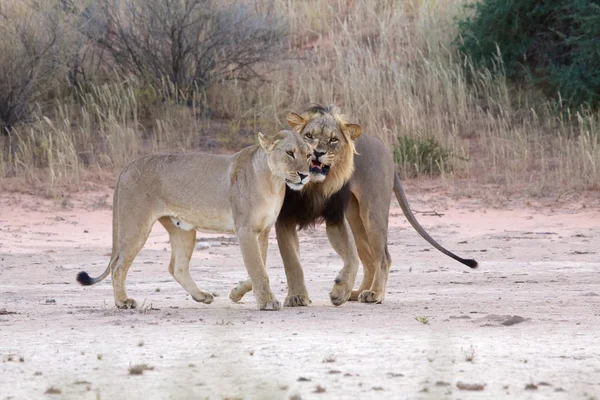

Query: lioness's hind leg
[[112, 220, 153, 309], [159, 217, 213, 304]]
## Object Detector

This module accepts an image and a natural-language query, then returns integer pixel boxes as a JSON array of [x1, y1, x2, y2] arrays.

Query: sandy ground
[[1, 188, 599, 400]]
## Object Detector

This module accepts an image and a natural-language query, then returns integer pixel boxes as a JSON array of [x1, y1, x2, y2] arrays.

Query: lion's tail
[[393, 172, 478, 269], [76, 177, 121, 286]]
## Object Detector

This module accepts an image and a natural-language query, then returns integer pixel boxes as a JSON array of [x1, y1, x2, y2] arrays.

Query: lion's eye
[[329, 137, 339, 143], [305, 133, 313, 139], [286, 151, 295, 159]]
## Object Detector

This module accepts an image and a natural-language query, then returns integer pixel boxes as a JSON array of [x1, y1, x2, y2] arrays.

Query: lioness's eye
[[329, 137, 338, 143], [286, 151, 295, 159], [305, 133, 313, 139]]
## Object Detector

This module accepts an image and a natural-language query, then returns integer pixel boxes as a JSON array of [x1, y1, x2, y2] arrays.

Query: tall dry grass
[[1, 0, 599, 197]]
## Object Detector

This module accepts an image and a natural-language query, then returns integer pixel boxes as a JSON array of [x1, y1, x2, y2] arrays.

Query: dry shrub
[[1, 0, 599, 198], [84, 0, 287, 93], [0, 1, 70, 131]]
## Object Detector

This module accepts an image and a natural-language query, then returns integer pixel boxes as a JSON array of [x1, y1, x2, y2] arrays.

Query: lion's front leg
[[237, 228, 280, 311], [276, 219, 311, 307], [326, 218, 359, 306]]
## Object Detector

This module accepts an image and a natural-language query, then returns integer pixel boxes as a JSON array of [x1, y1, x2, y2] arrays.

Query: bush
[[84, 0, 287, 95], [393, 136, 453, 178], [0, 2, 71, 132], [458, 0, 600, 109]]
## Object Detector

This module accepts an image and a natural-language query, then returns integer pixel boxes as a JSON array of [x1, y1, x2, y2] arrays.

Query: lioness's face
[[258, 130, 313, 191], [287, 113, 362, 183]]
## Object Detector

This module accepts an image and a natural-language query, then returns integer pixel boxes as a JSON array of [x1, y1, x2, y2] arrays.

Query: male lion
[[230, 104, 477, 306], [76, 130, 314, 311]]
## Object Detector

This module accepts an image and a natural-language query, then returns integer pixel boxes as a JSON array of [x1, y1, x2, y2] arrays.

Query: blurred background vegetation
[[0, 0, 598, 197]]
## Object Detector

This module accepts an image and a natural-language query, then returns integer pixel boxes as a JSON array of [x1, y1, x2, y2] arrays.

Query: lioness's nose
[[298, 172, 308, 181], [313, 151, 325, 159]]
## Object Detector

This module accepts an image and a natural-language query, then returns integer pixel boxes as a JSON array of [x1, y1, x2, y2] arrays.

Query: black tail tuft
[[462, 258, 479, 269], [76, 271, 94, 286]]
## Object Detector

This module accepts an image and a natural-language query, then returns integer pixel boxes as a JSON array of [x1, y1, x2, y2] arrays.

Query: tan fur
[[230, 104, 362, 307], [287, 105, 360, 197], [230, 104, 476, 306], [76, 130, 313, 311]]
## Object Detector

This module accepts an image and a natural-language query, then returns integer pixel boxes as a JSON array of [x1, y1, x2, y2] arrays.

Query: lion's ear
[[258, 132, 272, 150], [287, 112, 307, 132], [343, 123, 362, 140]]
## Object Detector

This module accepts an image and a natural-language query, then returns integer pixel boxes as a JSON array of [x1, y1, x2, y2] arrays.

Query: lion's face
[[259, 130, 313, 191], [287, 110, 362, 183]]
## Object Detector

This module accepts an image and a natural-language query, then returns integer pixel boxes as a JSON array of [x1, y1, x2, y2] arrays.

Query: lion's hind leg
[[347, 196, 376, 301], [159, 217, 213, 304], [112, 216, 154, 309], [356, 208, 391, 304]]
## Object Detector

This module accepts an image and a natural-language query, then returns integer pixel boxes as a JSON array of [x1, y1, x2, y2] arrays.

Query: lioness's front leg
[[276, 219, 312, 307], [237, 228, 280, 311], [326, 218, 359, 306], [229, 229, 269, 303]]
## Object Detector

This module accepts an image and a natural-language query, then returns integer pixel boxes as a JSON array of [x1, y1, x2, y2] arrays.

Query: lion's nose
[[298, 172, 308, 181], [313, 151, 325, 159]]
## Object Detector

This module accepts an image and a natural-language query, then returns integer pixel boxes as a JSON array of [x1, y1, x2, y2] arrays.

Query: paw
[[229, 288, 245, 303], [229, 280, 252, 303], [284, 294, 311, 307], [116, 298, 138, 309], [258, 299, 281, 311], [358, 290, 384, 304], [349, 290, 361, 302], [329, 280, 353, 306], [192, 292, 214, 304]]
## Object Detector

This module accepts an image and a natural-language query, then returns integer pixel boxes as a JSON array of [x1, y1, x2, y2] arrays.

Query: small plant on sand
[[45, 386, 61, 395], [128, 363, 154, 375], [415, 316, 430, 325], [314, 385, 326, 393], [322, 355, 336, 363], [463, 346, 476, 362]]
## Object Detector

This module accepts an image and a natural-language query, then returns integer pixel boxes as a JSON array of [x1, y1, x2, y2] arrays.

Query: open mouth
[[310, 160, 331, 175]]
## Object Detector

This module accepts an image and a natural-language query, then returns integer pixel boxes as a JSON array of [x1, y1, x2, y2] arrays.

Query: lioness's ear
[[287, 112, 307, 132], [258, 132, 272, 150], [343, 123, 362, 140]]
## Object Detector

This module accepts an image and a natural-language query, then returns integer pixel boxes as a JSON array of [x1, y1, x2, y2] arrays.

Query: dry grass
[[44, 386, 62, 395], [128, 363, 154, 375], [1, 0, 599, 198]]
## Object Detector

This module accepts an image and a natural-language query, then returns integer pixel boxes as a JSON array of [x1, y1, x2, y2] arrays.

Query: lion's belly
[[170, 210, 236, 234]]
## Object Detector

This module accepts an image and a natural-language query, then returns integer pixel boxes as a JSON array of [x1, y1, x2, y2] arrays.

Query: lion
[[229, 104, 477, 306], [76, 130, 314, 311]]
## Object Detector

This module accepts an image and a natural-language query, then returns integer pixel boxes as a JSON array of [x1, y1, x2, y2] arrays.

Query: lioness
[[76, 130, 313, 311], [230, 104, 477, 306]]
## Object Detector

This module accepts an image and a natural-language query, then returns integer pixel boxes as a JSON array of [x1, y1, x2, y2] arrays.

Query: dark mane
[[277, 182, 351, 229]]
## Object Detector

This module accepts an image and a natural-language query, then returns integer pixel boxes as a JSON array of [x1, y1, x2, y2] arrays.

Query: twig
[[412, 209, 444, 217]]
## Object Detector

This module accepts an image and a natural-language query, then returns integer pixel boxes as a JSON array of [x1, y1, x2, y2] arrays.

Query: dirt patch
[[1, 189, 599, 399]]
